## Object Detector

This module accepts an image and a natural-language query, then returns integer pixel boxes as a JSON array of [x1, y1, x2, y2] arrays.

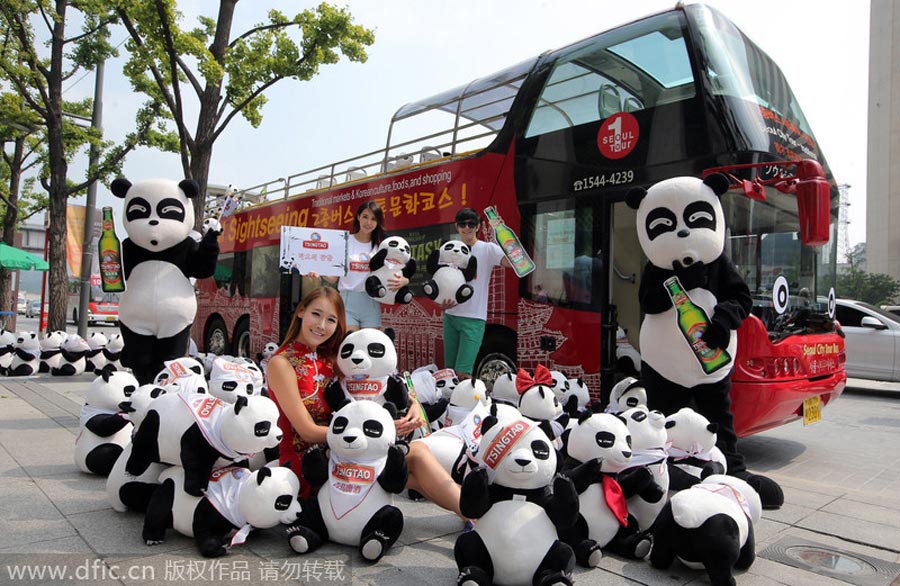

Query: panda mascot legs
[[121, 323, 192, 385]]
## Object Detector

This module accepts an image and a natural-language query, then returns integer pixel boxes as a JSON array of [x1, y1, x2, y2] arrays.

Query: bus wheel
[[232, 319, 251, 358], [474, 330, 517, 391], [205, 316, 229, 356]]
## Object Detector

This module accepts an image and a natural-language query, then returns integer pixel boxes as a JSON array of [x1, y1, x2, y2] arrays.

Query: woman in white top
[[310, 201, 408, 331]]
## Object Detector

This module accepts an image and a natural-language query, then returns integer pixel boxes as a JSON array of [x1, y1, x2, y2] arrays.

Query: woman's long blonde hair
[[279, 287, 346, 362]]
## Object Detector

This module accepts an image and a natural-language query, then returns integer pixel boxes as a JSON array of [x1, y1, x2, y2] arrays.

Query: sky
[[64, 0, 871, 246]]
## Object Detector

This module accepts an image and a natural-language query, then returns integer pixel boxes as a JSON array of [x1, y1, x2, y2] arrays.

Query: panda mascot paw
[[328, 329, 409, 413], [455, 416, 576, 586], [365, 236, 417, 305], [289, 401, 406, 563], [422, 240, 477, 306]]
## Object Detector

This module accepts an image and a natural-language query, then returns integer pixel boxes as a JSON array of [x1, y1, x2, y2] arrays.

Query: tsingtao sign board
[[279, 226, 348, 277]]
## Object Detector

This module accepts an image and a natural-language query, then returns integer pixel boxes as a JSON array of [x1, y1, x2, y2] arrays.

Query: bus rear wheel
[[205, 316, 229, 356], [232, 318, 251, 358], [474, 330, 517, 391]]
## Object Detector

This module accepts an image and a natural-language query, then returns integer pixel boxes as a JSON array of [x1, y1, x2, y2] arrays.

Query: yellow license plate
[[105, 316, 117, 321], [803, 395, 822, 425]]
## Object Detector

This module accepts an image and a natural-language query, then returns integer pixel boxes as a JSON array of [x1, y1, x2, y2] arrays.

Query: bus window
[[249, 245, 280, 298]]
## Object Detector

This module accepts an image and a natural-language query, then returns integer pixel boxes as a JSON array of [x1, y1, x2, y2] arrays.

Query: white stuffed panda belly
[[480, 500, 558, 585], [640, 286, 736, 387], [120, 261, 197, 337]]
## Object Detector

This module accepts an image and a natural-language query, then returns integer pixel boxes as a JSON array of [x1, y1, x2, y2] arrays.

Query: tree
[[114, 0, 375, 223], [837, 244, 900, 305], [0, 0, 174, 332]]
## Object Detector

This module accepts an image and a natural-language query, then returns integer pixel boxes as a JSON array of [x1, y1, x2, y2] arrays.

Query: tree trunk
[[0, 136, 25, 323]]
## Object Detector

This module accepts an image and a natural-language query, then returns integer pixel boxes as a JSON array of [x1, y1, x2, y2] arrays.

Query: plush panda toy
[[665, 407, 727, 491], [365, 236, 417, 305], [208, 357, 261, 403], [605, 377, 647, 414], [8, 332, 41, 376], [432, 367, 460, 401], [0, 329, 16, 374], [143, 465, 302, 558], [627, 174, 782, 509], [84, 332, 109, 374], [38, 330, 67, 374], [125, 393, 281, 496], [619, 406, 670, 532], [561, 377, 591, 417], [547, 369, 569, 402], [110, 177, 221, 384], [74, 371, 139, 476], [102, 333, 125, 373], [422, 240, 477, 306], [153, 356, 206, 387], [489, 371, 519, 407], [324, 328, 408, 414], [516, 366, 569, 445], [455, 415, 578, 586], [440, 378, 489, 428], [557, 411, 653, 567], [288, 400, 407, 562], [650, 474, 762, 586], [51, 334, 91, 376]]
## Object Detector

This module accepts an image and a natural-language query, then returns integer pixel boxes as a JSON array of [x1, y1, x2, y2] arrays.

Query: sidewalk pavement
[[0, 373, 898, 586]]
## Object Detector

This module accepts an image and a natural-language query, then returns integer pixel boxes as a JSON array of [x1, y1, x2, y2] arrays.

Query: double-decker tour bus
[[195, 3, 846, 436]]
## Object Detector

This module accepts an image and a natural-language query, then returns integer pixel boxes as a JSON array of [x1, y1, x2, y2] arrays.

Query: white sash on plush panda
[[341, 377, 387, 402], [691, 482, 752, 520], [180, 394, 244, 461], [622, 446, 668, 469], [327, 453, 387, 519], [204, 467, 253, 546], [668, 444, 716, 462]]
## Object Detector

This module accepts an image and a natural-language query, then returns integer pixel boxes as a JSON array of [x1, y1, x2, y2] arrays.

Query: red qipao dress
[[270, 341, 334, 499]]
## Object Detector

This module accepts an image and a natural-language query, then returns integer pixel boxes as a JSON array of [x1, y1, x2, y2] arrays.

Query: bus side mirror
[[795, 159, 831, 247]]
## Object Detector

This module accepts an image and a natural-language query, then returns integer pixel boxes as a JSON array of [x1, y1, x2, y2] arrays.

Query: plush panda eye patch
[[389, 241, 399, 248], [274, 495, 293, 511], [222, 381, 238, 391], [531, 440, 551, 459], [443, 243, 455, 250], [363, 420, 384, 437], [367, 343, 386, 358], [157, 198, 186, 222], [645, 208, 677, 241], [125, 198, 152, 221], [254, 421, 271, 437], [461, 245, 470, 254], [150, 387, 166, 399], [340, 345, 354, 359], [683, 201, 717, 230], [332, 416, 349, 434], [595, 431, 616, 448]]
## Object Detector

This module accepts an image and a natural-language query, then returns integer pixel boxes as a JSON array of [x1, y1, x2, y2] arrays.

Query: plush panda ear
[[179, 179, 201, 199], [626, 186, 647, 210], [665, 419, 676, 429], [576, 409, 593, 425], [703, 172, 731, 197], [383, 401, 398, 420], [613, 413, 628, 426], [101, 369, 111, 383], [337, 399, 352, 411], [707, 422, 719, 434], [110, 178, 131, 199], [256, 466, 272, 485], [234, 395, 248, 414], [480, 415, 498, 436]]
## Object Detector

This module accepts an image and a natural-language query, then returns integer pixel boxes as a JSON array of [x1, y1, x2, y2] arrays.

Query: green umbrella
[[0, 242, 49, 271]]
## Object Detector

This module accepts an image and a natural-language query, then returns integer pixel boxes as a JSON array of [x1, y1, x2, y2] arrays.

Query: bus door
[[609, 200, 644, 386]]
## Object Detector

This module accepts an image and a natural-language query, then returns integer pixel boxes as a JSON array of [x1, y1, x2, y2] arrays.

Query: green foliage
[[837, 267, 900, 306]]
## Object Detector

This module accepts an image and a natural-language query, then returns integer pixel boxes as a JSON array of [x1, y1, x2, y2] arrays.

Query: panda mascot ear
[[480, 415, 498, 436], [256, 466, 272, 485], [234, 395, 248, 415], [626, 186, 647, 210], [702, 172, 731, 197], [110, 178, 132, 199], [179, 179, 201, 199]]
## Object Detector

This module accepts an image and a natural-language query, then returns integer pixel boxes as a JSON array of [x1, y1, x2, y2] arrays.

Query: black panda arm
[[85, 413, 131, 437], [59, 349, 83, 362], [41, 349, 62, 359], [384, 376, 409, 413], [376, 444, 409, 493], [616, 466, 656, 499], [323, 380, 346, 412], [426, 249, 441, 275], [301, 446, 329, 487], [14, 347, 37, 360], [638, 264, 676, 314], [545, 474, 580, 530], [564, 458, 602, 494], [702, 257, 753, 349], [461, 256, 477, 282], [422, 397, 449, 422], [459, 467, 492, 519], [368, 248, 387, 271], [102, 348, 120, 360], [0, 346, 13, 356], [666, 461, 702, 491], [187, 231, 220, 279], [180, 427, 222, 496], [401, 257, 417, 279]]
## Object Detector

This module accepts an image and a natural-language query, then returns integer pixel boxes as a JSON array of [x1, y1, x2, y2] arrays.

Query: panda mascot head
[[365, 236, 416, 305], [111, 178, 197, 252], [422, 240, 476, 306], [442, 378, 489, 428], [489, 371, 519, 406], [627, 174, 730, 272], [478, 416, 556, 488], [327, 399, 397, 460]]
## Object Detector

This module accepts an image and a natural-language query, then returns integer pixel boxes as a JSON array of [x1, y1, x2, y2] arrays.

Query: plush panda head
[[120, 383, 169, 426], [16, 332, 40, 354], [110, 178, 199, 252], [665, 407, 718, 456], [620, 406, 667, 452], [490, 372, 519, 406], [105, 333, 124, 353], [231, 357, 265, 390], [40, 330, 66, 351], [220, 396, 282, 455], [261, 342, 279, 360], [477, 416, 556, 488], [209, 357, 261, 403], [607, 377, 647, 414], [432, 368, 459, 400], [336, 329, 397, 381], [238, 466, 303, 528], [327, 400, 396, 460], [547, 370, 569, 402], [565, 412, 632, 472], [562, 377, 591, 413], [377, 236, 412, 265], [86, 370, 139, 410], [438, 240, 472, 269], [626, 174, 730, 271], [166, 372, 209, 396], [449, 378, 489, 410], [86, 332, 108, 350], [516, 367, 562, 422], [154, 357, 206, 386]]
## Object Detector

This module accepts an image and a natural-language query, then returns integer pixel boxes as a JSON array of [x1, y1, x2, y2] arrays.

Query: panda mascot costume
[[626, 174, 782, 509], [365, 235, 417, 304], [454, 415, 578, 586], [110, 177, 221, 384], [422, 240, 477, 306]]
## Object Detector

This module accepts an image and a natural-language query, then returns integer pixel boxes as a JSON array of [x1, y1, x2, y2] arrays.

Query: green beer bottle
[[663, 276, 731, 374], [484, 206, 535, 277], [99, 207, 125, 293]]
